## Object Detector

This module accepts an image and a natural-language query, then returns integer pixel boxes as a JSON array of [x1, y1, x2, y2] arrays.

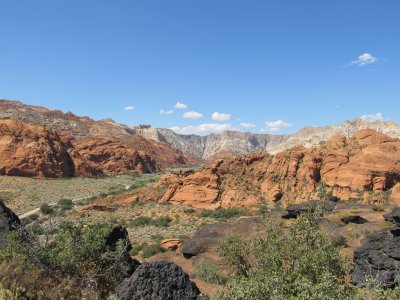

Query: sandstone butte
[[155, 129, 400, 208], [0, 118, 189, 178]]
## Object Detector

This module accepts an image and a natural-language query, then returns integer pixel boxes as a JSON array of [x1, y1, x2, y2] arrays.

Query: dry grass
[[0, 173, 161, 215]]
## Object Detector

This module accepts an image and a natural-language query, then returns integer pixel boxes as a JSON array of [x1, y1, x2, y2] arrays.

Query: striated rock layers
[[0, 100, 193, 177], [157, 129, 400, 208]]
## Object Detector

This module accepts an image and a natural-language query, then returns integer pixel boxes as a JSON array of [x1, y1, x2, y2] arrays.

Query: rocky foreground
[[149, 129, 400, 208]]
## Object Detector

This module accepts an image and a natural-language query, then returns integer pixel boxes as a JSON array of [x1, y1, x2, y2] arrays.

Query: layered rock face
[[133, 126, 290, 160], [0, 100, 193, 177], [158, 129, 400, 208], [0, 119, 78, 177], [134, 119, 400, 160]]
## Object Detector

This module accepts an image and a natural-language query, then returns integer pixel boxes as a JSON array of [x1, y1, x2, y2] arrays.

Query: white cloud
[[123, 105, 135, 111], [264, 120, 293, 132], [183, 111, 203, 119], [212, 112, 231, 121], [351, 53, 378, 67], [239, 122, 256, 128], [175, 102, 187, 109], [360, 112, 384, 122], [170, 123, 234, 135], [160, 109, 174, 115]]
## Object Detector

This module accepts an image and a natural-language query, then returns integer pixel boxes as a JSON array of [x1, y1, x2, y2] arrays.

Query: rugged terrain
[[0, 100, 193, 177], [132, 129, 400, 209], [133, 125, 290, 160], [134, 119, 400, 160]]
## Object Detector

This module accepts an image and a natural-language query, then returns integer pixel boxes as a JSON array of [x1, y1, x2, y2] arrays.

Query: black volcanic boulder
[[106, 225, 132, 252], [282, 201, 336, 219], [105, 225, 140, 277], [352, 227, 400, 288], [384, 208, 400, 226], [0, 200, 21, 245], [341, 215, 369, 225], [115, 261, 200, 300]]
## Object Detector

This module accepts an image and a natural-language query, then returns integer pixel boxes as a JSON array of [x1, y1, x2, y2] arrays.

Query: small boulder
[[281, 201, 335, 219], [161, 239, 181, 251], [384, 208, 400, 226], [341, 215, 369, 225], [115, 261, 200, 300], [0, 200, 21, 245], [352, 228, 400, 288]]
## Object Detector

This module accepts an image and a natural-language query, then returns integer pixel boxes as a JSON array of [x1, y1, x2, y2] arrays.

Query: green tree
[[213, 210, 358, 300]]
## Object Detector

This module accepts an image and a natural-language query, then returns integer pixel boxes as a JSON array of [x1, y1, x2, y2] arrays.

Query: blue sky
[[1, 0, 399, 135]]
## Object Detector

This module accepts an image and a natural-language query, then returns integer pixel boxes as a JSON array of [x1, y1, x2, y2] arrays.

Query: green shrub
[[141, 244, 164, 258], [152, 216, 172, 227], [130, 216, 172, 228], [184, 208, 196, 214], [200, 208, 248, 220], [195, 263, 227, 285], [0, 222, 132, 298], [372, 205, 385, 212], [213, 209, 358, 300], [57, 198, 73, 210], [40, 203, 54, 215], [130, 216, 153, 227]]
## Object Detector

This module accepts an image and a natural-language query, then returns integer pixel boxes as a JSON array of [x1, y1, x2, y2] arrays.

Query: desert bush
[[372, 205, 385, 212], [330, 234, 348, 248], [200, 208, 248, 220], [153, 216, 172, 227], [0, 222, 132, 298], [141, 243, 164, 258], [130, 216, 153, 227], [195, 262, 227, 285], [184, 208, 196, 214], [130, 216, 172, 228], [40, 203, 54, 215], [57, 198, 73, 210], [213, 209, 358, 300]]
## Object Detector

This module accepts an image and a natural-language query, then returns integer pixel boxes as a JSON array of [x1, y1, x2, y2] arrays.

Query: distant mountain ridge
[[0, 100, 193, 177], [133, 119, 400, 159], [132, 126, 290, 159]]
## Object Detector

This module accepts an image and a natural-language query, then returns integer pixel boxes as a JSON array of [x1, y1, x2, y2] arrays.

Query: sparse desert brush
[[195, 262, 227, 285], [372, 205, 385, 212], [141, 243, 164, 258], [200, 208, 248, 220], [213, 210, 358, 300]]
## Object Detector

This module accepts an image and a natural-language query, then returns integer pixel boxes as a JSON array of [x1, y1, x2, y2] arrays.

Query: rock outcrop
[[384, 208, 400, 226], [352, 227, 400, 288], [0, 200, 21, 245], [115, 261, 200, 300], [157, 130, 400, 208], [134, 119, 400, 159], [0, 100, 193, 177]]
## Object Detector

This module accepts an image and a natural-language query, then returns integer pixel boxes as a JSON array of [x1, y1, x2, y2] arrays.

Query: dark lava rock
[[105, 225, 140, 277], [282, 201, 336, 219], [352, 227, 400, 288], [0, 200, 21, 245], [341, 215, 369, 224], [182, 218, 262, 259], [115, 261, 200, 300], [106, 225, 132, 252], [384, 208, 400, 226]]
